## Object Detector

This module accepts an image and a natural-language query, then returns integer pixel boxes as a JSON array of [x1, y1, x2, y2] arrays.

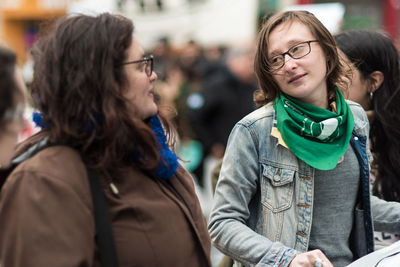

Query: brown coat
[[0, 135, 211, 267]]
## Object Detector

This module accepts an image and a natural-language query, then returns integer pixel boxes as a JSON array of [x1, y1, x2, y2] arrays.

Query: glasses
[[267, 40, 319, 72], [121, 54, 154, 77]]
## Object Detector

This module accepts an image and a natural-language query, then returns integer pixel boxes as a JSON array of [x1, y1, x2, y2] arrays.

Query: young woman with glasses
[[0, 13, 211, 266], [208, 10, 400, 267]]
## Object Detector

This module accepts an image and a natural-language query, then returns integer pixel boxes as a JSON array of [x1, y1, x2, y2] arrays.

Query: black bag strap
[[87, 167, 119, 267]]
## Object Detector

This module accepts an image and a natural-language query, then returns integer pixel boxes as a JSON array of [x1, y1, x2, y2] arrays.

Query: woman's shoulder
[[346, 99, 366, 118], [6, 143, 89, 198], [237, 102, 274, 128], [346, 99, 370, 135], [23, 145, 85, 172]]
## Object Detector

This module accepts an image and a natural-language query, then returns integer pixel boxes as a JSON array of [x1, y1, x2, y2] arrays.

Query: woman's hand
[[289, 249, 333, 267]]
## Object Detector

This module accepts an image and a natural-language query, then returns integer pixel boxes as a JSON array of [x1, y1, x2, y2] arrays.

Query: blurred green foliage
[[342, 15, 374, 30]]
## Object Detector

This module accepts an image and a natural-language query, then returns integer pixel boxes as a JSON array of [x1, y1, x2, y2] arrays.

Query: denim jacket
[[208, 101, 400, 267]]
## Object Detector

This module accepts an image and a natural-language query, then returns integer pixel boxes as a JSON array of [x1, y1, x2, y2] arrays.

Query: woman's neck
[[299, 93, 329, 110]]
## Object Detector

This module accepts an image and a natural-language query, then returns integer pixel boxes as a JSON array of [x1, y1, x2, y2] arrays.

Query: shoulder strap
[[0, 138, 52, 189], [87, 167, 119, 267]]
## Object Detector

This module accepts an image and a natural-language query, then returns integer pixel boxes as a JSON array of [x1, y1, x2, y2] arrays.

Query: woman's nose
[[150, 70, 158, 81], [282, 54, 297, 70]]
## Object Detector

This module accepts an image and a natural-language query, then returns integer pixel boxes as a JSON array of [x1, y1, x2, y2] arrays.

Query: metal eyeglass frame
[[121, 54, 154, 77]]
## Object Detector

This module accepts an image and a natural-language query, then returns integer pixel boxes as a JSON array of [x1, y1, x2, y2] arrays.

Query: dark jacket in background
[[189, 66, 257, 155]]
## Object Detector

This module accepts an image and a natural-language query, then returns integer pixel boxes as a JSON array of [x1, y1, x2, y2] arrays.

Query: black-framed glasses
[[267, 40, 319, 72], [121, 54, 154, 77]]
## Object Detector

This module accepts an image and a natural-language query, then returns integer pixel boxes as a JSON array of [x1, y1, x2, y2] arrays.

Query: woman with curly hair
[[0, 13, 211, 267]]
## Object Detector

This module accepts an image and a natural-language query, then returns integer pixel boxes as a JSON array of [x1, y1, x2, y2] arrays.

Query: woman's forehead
[[267, 21, 314, 52]]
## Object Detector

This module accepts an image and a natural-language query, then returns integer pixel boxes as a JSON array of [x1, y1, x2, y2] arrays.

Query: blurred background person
[[189, 45, 257, 161], [187, 44, 257, 219], [335, 30, 400, 247], [173, 40, 207, 183], [0, 46, 27, 171], [0, 13, 211, 267], [164, 41, 226, 185], [152, 36, 173, 82]]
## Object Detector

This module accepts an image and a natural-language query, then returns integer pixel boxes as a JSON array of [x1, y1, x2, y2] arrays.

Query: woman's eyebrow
[[268, 39, 309, 57]]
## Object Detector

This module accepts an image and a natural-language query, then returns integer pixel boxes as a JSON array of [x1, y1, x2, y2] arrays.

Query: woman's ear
[[368, 71, 384, 93]]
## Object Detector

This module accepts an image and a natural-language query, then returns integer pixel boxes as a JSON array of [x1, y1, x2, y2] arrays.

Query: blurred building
[[0, 0, 115, 65], [118, 0, 400, 50], [292, 0, 399, 40], [0, 0, 69, 64], [1, 0, 399, 65], [118, 0, 258, 50]]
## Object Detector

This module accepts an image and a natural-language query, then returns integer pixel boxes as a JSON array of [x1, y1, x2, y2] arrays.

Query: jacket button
[[354, 136, 359, 141], [273, 175, 281, 182]]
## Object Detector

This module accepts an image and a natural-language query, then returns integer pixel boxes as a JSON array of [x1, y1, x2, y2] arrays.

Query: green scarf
[[273, 88, 354, 170]]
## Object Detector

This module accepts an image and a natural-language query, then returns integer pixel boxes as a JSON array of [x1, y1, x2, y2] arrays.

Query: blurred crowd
[[3, 9, 400, 267], [146, 37, 258, 217]]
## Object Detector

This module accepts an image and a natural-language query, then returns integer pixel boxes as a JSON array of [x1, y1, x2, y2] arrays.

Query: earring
[[369, 85, 375, 100]]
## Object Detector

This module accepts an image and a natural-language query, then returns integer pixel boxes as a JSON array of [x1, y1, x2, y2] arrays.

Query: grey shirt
[[309, 144, 360, 267]]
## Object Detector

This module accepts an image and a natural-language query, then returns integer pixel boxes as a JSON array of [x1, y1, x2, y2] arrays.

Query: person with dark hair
[[335, 30, 400, 245], [0, 46, 26, 169], [208, 11, 400, 267], [189, 45, 257, 161], [0, 13, 211, 266]]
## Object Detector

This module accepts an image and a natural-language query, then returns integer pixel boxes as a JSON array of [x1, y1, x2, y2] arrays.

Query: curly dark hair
[[31, 13, 175, 175], [254, 10, 350, 106], [336, 30, 400, 202], [0, 46, 17, 127]]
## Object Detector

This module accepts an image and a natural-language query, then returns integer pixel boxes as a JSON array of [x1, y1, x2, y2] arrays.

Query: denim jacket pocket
[[261, 164, 295, 213]]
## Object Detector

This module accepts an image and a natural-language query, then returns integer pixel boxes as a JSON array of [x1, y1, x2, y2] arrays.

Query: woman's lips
[[288, 73, 306, 83]]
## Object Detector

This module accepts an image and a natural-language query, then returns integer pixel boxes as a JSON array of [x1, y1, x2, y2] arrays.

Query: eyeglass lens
[[145, 58, 153, 77], [269, 41, 313, 71]]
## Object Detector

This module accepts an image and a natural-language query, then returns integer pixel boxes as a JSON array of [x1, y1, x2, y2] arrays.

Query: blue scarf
[[149, 115, 178, 180], [33, 113, 178, 180]]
